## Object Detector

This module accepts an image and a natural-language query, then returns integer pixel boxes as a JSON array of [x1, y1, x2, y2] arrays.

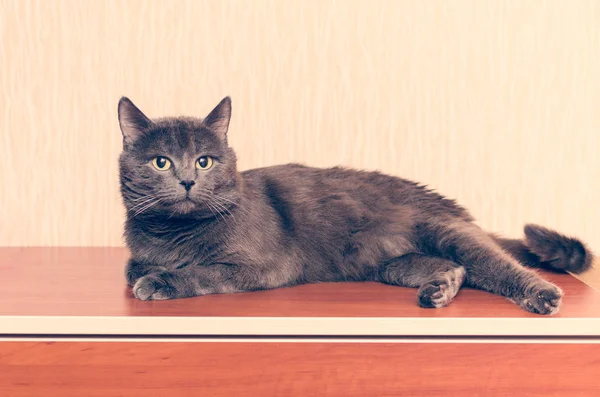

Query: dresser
[[1, 248, 599, 396]]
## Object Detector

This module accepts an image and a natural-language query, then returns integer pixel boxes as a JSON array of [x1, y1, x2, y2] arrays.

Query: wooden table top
[[1, 247, 599, 337]]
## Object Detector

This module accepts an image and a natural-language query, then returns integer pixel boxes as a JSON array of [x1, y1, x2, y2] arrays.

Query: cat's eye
[[196, 156, 214, 170], [152, 156, 172, 171]]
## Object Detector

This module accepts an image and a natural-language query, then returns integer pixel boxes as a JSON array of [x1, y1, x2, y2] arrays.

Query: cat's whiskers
[[132, 197, 164, 218], [204, 200, 226, 223], [129, 192, 174, 211], [213, 197, 235, 220], [212, 201, 234, 221], [207, 194, 236, 219], [129, 200, 161, 213], [129, 197, 158, 209], [205, 198, 232, 222], [128, 194, 166, 211], [195, 192, 234, 222], [130, 192, 163, 202], [199, 195, 227, 223], [194, 187, 241, 219], [208, 194, 233, 212], [210, 193, 238, 206]]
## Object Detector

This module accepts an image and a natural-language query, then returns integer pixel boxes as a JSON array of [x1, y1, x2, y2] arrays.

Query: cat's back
[[241, 163, 389, 205], [240, 163, 470, 220], [241, 163, 404, 193]]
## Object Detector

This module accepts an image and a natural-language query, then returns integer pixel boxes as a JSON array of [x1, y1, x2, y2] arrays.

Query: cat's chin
[[171, 199, 199, 215]]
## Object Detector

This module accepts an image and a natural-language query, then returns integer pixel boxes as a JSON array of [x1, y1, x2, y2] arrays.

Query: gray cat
[[118, 96, 593, 314]]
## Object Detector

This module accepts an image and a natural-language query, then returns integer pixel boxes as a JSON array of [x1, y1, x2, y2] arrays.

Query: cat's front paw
[[133, 273, 178, 301], [517, 282, 563, 315], [125, 259, 166, 287]]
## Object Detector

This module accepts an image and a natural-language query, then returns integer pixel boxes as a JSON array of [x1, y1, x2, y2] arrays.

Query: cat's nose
[[179, 180, 196, 191]]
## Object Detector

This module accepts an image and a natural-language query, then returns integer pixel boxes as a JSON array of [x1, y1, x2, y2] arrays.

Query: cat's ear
[[118, 97, 153, 146], [204, 96, 232, 140]]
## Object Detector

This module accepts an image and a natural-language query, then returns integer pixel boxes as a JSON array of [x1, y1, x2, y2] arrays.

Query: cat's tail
[[491, 224, 594, 274]]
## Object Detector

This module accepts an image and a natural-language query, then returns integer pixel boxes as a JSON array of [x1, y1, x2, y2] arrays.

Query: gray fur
[[118, 96, 594, 315]]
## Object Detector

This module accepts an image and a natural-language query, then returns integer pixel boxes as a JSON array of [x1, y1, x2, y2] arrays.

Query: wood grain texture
[[1, 341, 599, 396], [1, 247, 599, 318], [0, 0, 598, 264]]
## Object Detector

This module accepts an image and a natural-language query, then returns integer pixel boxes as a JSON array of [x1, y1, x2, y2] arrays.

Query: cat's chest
[[127, 221, 228, 267]]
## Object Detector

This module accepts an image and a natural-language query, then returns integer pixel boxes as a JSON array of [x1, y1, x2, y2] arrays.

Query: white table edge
[[1, 316, 599, 337]]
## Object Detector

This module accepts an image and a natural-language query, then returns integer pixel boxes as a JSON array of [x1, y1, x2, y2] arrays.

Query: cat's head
[[117, 96, 241, 218]]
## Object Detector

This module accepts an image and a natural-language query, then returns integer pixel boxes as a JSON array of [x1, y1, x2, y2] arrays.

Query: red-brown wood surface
[[1, 341, 599, 396], [1, 247, 599, 317]]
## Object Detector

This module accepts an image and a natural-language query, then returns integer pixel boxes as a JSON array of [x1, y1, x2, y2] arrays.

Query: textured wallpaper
[[1, 0, 599, 283]]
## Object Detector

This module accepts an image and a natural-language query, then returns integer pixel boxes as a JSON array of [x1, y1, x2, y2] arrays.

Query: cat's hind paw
[[417, 267, 465, 309], [517, 281, 563, 315]]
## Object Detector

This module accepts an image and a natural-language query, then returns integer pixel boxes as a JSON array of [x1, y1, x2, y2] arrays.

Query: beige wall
[[1, 0, 599, 274]]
